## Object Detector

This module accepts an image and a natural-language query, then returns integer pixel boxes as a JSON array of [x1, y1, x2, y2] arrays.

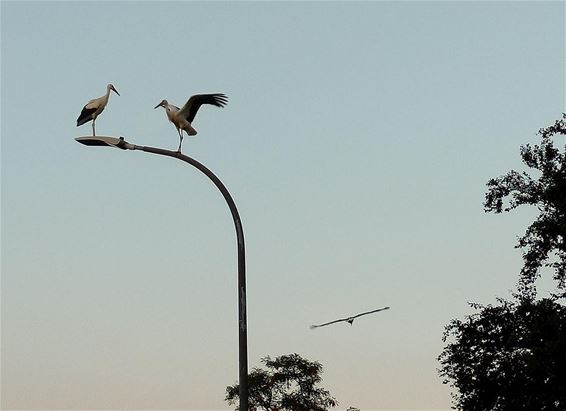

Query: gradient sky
[[1, 1, 565, 410]]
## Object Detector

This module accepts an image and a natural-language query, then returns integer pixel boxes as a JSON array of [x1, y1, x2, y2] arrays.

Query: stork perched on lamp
[[310, 307, 390, 329], [154, 93, 228, 153], [76, 84, 120, 136]]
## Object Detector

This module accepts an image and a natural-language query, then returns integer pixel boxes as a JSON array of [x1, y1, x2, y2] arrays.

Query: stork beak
[[154, 103, 161, 109], [112, 87, 120, 96]]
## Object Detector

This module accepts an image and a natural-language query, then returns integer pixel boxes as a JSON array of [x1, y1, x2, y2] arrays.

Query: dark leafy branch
[[484, 114, 566, 292], [438, 296, 566, 410], [226, 353, 337, 411]]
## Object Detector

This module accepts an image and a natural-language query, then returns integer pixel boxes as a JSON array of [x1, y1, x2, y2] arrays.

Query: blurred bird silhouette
[[310, 306, 390, 329]]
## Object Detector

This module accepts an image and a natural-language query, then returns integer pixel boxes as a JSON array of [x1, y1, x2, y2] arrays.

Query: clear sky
[[1, 1, 564, 410]]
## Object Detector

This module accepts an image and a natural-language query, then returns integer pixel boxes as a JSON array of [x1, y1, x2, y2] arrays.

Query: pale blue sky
[[1, 1, 564, 410]]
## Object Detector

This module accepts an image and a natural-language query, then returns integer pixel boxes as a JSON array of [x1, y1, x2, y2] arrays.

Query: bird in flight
[[76, 84, 120, 136], [154, 93, 228, 153], [310, 306, 390, 329]]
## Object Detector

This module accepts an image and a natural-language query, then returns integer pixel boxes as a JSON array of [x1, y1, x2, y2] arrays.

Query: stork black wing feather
[[180, 93, 228, 123], [77, 106, 97, 126], [352, 307, 390, 319], [310, 307, 390, 330]]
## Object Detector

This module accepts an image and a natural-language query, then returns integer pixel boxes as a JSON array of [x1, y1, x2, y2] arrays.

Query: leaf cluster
[[225, 353, 337, 411], [484, 114, 566, 292], [438, 296, 566, 410]]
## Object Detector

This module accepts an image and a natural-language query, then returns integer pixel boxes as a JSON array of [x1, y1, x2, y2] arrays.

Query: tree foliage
[[439, 115, 566, 410], [438, 296, 566, 410], [225, 353, 337, 411], [484, 114, 566, 292]]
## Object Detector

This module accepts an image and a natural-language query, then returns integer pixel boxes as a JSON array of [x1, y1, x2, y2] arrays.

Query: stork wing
[[310, 307, 390, 329], [351, 306, 390, 320], [77, 106, 97, 126], [178, 93, 228, 123], [309, 317, 349, 329]]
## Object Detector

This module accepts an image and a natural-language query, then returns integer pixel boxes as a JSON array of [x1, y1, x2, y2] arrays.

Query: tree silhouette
[[438, 296, 566, 410], [484, 114, 566, 293], [225, 353, 337, 411], [440, 115, 566, 410]]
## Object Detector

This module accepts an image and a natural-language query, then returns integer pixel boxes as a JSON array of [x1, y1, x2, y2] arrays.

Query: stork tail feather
[[185, 124, 197, 136]]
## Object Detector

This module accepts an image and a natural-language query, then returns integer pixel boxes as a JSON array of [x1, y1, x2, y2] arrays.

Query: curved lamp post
[[76, 136, 248, 411]]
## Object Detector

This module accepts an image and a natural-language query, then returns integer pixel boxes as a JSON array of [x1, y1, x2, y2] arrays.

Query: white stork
[[310, 307, 390, 329], [154, 93, 228, 152], [76, 84, 120, 136]]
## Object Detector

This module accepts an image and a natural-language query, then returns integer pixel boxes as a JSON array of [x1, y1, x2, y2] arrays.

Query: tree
[[484, 114, 566, 293], [225, 353, 337, 411], [439, 115, 566, 410], [438, 296, 566, 410]]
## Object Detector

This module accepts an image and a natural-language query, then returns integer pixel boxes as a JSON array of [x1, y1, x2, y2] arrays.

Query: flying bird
[[76, 84, 120, 136], [154, 93, 228, 153], [310, 307, 390, 329]]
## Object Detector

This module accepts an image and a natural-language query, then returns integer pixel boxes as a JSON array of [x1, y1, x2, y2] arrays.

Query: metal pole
[[132, 145, 248, 411], [75, 136, 248, 410]]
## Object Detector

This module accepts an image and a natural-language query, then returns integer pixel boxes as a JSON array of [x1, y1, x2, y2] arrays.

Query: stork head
[[154, 99, 168, 109], [108, 84, 120, 96], [347, 318, 354, 325]]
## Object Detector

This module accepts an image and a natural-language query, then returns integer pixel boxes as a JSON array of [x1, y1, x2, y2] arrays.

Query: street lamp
[[76, 136, 249, 411]]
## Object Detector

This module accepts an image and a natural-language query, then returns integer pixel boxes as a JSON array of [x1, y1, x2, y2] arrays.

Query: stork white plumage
[[154, 93, 228, 152], [310, 306, 390, 329], [76, 84, 120, 136]]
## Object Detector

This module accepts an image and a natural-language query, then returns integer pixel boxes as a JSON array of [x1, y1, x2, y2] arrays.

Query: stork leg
[[92, 119, 96, 136], [177, 130, 184, 153]]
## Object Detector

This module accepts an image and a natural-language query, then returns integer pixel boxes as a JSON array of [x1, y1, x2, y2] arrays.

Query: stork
[[310, 307, 390, 329], [154, 93, 228, 152], [76, 84, 120, 136]]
